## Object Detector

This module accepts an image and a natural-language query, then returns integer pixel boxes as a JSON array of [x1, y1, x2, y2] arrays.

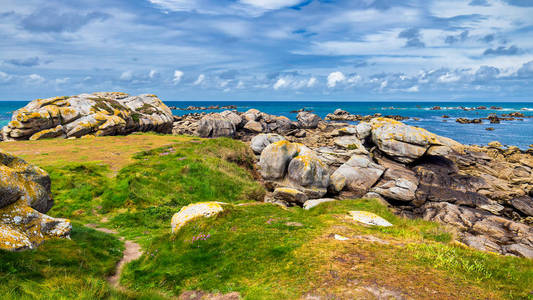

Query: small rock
[[273, 187, 308, 205], [297, 111, 321, 129], [171, 202, 224, 233], [303, 198, 337, 210], [349, 211, 393, 227], [334, 234, 350, 241]]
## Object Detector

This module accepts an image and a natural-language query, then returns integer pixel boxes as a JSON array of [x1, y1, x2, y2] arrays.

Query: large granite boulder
[[250, 133, 285, 154], [371, 154, 418, 203], [370, 118, 441, 163], [2, 92, 173, 140], [0, 150, 71, 251], [297, 112, 321, 129], [197, 113, 236, 138], [329, 155, 385, 196], [259, 140, 330, 200]]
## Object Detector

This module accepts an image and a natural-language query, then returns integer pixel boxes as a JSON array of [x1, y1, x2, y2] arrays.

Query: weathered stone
[[303, 198, 337, 210], [349, 211, 393, 227], [243, 120, 264, 133], [197, 114, 235, 138], [219, 110, 243, 128], [2, 93, 173, 140], [273, 187, 308, 205], [372, 155, 418, 203], [511, 196, 533, 217], [259, 140, 301, 180], [250, 133, 286, 154], [297, 112, 321, 129], [1, 151, 70, 251], [333, 136, 367, 153], [421, 202, 533, 258], [371, 118, 441, 163], [287, 153, 330, 193], [329, 155, 384, 196], [171, 202, 224, 233]]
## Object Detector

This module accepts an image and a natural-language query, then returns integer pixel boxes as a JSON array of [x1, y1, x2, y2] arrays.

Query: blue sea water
[[1, 100, 532, 149]]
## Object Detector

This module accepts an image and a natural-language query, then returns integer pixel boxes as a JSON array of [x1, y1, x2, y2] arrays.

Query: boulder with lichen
[[2, 92, 173, 141]]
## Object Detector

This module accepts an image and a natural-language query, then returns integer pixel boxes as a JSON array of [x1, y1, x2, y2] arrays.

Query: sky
[[1, 0, 533, 101]]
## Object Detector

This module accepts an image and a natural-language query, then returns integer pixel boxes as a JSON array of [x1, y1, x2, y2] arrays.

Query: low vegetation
[[1, 133, 532, 299]]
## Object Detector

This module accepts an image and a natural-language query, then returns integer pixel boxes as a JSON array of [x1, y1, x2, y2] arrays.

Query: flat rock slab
[[349, 211, 393, 227], [171, 202, 225, 233]]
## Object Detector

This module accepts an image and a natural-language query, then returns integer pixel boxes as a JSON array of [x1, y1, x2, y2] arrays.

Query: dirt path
[[85, 224, 143, 287]]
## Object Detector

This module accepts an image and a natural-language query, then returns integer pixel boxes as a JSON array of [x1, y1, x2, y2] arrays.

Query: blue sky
[[1, 0, 533, 101]]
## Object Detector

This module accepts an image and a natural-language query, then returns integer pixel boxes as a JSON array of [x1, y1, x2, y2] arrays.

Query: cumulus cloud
[[0, 71, 13, 83], [193, 74, 205, 85], [149, 70, 159, 79], [27, 74, 45, 84], [306, 77, 317, 87], [273, 77, 289, 90], [173, 70, 184, 84], [120, 71, 133, 81], [327, 71, 345, 88]]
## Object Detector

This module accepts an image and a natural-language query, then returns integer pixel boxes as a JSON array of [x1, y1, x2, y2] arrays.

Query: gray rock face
[[243, 120, 264, 133], [1, 151, 71, 251], [329, 155, 385, 196], [287, 154, 330, 192], [259, 140, 299, 180], [511, 196, 533, 217], [370, 118, 441, 163], [273, 187, 308, 205], [297, 112, 321, 129], [2, 92, 173, 140], [0, 150, 52, 212], [422, 202, 533, 258], [197, 114, 236, 138], [333, 136, 367, 153], [219, 110, 243, 128], [250, 133, 285, 154], [372, 155, 418, 202]]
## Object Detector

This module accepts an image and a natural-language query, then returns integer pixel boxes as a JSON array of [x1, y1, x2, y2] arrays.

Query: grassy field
[[1, 133, 532, 299]]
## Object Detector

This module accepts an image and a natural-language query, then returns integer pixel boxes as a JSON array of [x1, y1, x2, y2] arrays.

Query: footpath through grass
[[1, 133, 532, 299]]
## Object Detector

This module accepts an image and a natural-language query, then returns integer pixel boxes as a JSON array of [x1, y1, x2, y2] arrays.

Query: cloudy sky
[[1, 0, 533, 101]]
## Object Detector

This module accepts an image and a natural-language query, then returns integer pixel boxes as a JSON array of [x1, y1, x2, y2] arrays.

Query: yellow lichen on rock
[[171, 202, 225, 233]]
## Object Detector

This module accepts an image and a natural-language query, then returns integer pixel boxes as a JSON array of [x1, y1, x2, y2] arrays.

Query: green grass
[[121, 199, 533, 299], [0, 224, 126, 299], [2, 135, 532, 299]]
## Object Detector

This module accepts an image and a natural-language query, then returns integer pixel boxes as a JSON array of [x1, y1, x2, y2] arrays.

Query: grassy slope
[[1, 133, 532, 299]]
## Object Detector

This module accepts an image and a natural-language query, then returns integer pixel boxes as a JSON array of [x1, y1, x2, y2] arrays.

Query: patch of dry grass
[[0, 133, 191, 172]]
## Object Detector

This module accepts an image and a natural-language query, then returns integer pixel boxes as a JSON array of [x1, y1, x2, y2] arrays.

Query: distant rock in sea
[[1, 92, 173, 141]]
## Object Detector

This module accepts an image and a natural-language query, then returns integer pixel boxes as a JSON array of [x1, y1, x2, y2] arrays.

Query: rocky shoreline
[[1, 94, 532, 258]]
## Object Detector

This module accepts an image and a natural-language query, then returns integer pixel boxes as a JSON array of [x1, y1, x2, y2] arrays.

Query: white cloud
[[173, 70, 184, 84], [120, 71, 133, 81], [27, 74, 45, 84], [273, 77, 289, 90], [55, 77, 70, 84], [149, 69, 158, 79], [193, 74, 205, 85], [239, 0, 304, 10], [0, 71, 13, 83], [306, 77, 317, 87], [438, 72, 460, 83], [327, 71, 345, 88], [403, 85, 419, 92]]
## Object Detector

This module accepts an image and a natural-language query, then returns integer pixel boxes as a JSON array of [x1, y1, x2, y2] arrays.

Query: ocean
[[1, 100, 532, 149]]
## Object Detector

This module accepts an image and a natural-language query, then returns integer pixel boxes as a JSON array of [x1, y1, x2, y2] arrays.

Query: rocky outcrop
[[370, 118, 441, 163], [248, 115, 533, 258], [2, 92, 173, 141], [1, 150, 71, 251], [197, 113, 237, 138], [259, 140, 330, 204]]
